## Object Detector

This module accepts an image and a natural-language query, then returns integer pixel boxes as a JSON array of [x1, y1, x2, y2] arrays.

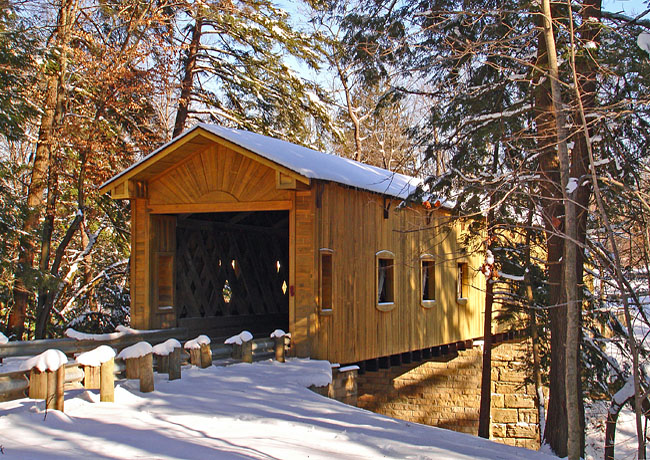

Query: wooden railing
[[0, 330, 287, 403]]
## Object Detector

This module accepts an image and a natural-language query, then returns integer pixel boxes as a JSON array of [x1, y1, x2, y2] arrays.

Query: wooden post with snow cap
[[270, 329, 289, 363], [225, 331, 253, 363], [152, 339, 182, 379], [184, 335, 211, 368], [117, 341, 154, 393], [75, 345, 116, 402], [25, 349, 68, 411]]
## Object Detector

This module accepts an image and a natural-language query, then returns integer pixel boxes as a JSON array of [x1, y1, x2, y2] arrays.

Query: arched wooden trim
[[375, 250, 396, 312], [419, 253, 437, 309], [319, 248, 334, 315]]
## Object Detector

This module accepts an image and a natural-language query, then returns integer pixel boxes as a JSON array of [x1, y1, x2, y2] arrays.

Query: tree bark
[[173, 14, 203, 137], [540, 2, 580, 459], [478, 143, 500, 439], [8, 0, 78, 339], [535, 8, 568, 455]]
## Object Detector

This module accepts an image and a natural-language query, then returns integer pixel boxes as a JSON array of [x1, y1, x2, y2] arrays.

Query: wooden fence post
[[139, 353, 154, 393], [152, 339, 182, 380], [83, 366, 101, 389], [242, 340, 253, 363], [200, 343, 212, 368], [76, 345, 116, 403], [184, 335, 211, 368], [125, 357, 140, 379], [270, 330, 289, 363], [25, 349, 68, 411], [100, 358, 114, 402], [29, 369, 48, 399], [117, 342, 154, 393], [169, 347, 181, 381], [225, 331, 253, 363], [157, 354, 169, 374]]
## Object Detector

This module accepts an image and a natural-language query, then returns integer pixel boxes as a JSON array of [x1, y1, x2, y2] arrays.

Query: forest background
[[1, 0, 649, 459]]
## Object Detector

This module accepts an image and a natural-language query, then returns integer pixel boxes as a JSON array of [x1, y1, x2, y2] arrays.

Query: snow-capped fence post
[[184, 335, 211, 368], [225, 331, 253, 363], [26, 349, 67, 411], [75, 346, 116, 402], [152, 339, 182, 379], [117, 342, 154, 393], [270, 330, 289, 363]]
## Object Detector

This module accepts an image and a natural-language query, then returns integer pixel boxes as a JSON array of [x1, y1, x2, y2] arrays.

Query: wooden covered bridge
[[100, 124, 485, 364]]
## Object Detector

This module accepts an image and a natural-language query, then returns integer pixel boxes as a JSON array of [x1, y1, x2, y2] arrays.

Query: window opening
[[377, 251, 395, 308], [421, 259, 436, 303], [457, 262, 469, 301], [319, 249, 333, 312]]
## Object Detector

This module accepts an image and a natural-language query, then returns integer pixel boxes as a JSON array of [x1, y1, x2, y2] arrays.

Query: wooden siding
[[150, 215, 177, 329], [130, 198, 148, 329], [308, 182, 484, 364], [148, 144, 291, 206], [126, 139, 484, 363]]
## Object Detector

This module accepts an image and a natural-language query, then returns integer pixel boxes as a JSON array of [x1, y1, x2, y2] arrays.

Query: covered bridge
[[100, 124, 485, 364]]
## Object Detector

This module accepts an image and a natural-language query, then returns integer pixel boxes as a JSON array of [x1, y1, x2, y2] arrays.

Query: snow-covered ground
[[0, 358, 558, 460]]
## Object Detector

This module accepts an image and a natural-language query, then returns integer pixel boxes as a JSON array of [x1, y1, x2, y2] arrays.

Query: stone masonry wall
[[355, 340, 542, 450]]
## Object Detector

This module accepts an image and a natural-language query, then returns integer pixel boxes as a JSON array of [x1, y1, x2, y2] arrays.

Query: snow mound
[[117, 341, 153, 360], [184, 335, 211, 350], [65, 325, 139, 341], [270, 329, 288, 338], [115, 325, 139, 335], [152, 338, 182, 356], [24, 349, 68, 372], [0, 331, 8, 344], [225, 331, 253, 345], [75, 345, 116, 366]]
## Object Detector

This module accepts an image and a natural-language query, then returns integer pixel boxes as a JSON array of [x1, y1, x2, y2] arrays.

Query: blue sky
[[603, 0, 649, 16]]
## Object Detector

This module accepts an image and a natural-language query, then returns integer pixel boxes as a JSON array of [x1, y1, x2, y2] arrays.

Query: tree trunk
[[478, 143, 500, 439], [8, 0, 78, 339], [173, 14, 203, 137], [540, 2, 580, 459], [535, 9, 568, 455], [478, 271, 494, 438]]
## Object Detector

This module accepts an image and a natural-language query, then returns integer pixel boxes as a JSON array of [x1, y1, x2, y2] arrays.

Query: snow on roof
[[184, 335, 211, 350], [117, 341, 153, 360], [103, 124, 424, 200], [24, 349, 68, 372], [75, 345, 116, 367]]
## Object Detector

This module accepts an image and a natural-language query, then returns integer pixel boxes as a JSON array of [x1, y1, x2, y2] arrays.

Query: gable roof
[[100, 123, 424, 200]]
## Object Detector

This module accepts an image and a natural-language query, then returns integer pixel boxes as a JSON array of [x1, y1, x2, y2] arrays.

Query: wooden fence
[[0, 330, 286, 403]]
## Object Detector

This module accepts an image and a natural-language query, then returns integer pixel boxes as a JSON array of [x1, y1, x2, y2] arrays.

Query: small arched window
[[376, 250, 396, 311], [420, 254, 436, 308], [319, 248, 334, 314]]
